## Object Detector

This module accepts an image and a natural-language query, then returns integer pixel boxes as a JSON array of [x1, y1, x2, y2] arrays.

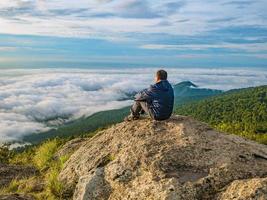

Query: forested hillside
[[23, 107, 130, 144], [175, 85, 267, 144]]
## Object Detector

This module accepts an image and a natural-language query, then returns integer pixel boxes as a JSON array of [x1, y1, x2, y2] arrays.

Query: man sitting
[[125, 69, 174, 121]]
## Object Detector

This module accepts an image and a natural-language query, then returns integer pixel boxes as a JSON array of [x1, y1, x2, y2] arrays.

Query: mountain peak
[[59, 115, 267, 200], [174, 81, 198, 88]]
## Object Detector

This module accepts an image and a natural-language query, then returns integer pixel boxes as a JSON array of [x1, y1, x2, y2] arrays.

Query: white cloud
[[140, 43, 267, 52], [0, 67, 266, 143], [0, 0, 266, 39], [0, 47, 18, 51], [0, 112, 49, 141]]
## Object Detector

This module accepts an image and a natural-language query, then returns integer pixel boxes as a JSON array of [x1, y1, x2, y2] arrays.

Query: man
[[125, 69, 174, 121]]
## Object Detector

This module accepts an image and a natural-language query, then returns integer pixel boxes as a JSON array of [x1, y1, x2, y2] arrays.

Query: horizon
[[0, 0, 267, 68]]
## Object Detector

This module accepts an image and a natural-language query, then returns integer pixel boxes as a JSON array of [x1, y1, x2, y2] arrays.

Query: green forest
[[175, 85, 267, 144]]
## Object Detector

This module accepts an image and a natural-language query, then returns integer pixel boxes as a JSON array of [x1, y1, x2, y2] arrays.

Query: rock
[[59, 115, 267, 200], [0, 194, 34, 200], [54, 138, 87, 159], [73, 167, 112, 200], [0, 164, 37, 189], [217, 177, 267, 200]]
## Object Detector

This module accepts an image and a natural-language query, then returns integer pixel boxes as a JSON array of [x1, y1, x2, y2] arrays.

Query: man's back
[[134, 80, 174, 120], [148, 80, 174, 120]]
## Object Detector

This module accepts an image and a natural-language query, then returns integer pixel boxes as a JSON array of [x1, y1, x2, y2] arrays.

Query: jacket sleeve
[[134, 86, 154, 102]]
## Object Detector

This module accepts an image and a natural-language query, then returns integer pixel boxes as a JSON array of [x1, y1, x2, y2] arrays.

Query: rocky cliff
[[58, 115, 267, 200]]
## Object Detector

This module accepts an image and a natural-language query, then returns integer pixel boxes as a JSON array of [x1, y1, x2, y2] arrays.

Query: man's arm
[[134, 86, 154, 102]]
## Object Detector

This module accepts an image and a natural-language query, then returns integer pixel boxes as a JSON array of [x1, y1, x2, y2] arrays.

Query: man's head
[[155, 69, 168, 83]]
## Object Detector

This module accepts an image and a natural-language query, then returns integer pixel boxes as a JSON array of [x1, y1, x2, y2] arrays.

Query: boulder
[[59, 115, 267, 200]]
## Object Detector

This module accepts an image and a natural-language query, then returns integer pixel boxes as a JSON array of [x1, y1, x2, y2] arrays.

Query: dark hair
[[156, 69, 168, 80]]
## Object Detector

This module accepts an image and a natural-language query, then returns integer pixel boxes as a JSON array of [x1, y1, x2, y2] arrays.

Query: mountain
[[2, 116, 267, 199], [175, 85, 267, 144], [175, 80, 198, 88], [23, 81, 222, 144], [173, 81, 223, 105]]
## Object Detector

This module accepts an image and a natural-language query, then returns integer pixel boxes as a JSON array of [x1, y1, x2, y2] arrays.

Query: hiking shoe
[[124, 115, 139, 122]]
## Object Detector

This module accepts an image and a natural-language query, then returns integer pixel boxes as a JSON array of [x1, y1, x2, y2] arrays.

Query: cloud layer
[[0, 67, 266, 143], [0, 0, 266, 40]]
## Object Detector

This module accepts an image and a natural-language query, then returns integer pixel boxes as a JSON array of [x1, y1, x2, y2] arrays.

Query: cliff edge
[[59, 115, 267, 200]]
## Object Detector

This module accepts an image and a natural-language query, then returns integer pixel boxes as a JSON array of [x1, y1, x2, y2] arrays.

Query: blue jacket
[[135, 80, 174, 120]]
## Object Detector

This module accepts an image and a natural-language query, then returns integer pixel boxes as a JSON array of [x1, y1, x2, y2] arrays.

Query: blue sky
[[0, 0, 267, 68]]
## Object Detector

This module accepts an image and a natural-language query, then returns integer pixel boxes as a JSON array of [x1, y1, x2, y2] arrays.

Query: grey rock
[[54, 138, 87, 159], [59, 115, 267, 200], [73, 167, 112, 200]]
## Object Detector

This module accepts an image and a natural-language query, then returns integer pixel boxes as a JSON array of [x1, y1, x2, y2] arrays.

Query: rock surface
[[0, 164, 37, 189], [59, 115, 267, 200], [217, 177, 267, 200], [54, 138, 87, 159], [0, 194, 34, 200]]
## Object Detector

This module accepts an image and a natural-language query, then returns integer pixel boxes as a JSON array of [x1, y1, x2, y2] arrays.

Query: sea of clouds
[[0, 67, 266, 143]]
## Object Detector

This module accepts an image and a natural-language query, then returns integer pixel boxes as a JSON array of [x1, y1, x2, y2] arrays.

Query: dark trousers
[[131, 100, 154, 118]]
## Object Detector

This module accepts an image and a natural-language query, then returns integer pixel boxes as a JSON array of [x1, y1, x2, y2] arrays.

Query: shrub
[[1, 155, 70, 199], [2, 179, 20, 193], [33, 139, 61, 170], [46, 155, 70, 199], [0, 146, 11, 163], [0, 177, 39, 194], [1, 139, 71, 199], [9, 147, 35, 165]]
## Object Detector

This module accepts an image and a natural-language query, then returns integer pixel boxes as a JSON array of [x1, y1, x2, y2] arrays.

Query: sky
[[0, 0, 267, 68], [1, 67, 267, 142]]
